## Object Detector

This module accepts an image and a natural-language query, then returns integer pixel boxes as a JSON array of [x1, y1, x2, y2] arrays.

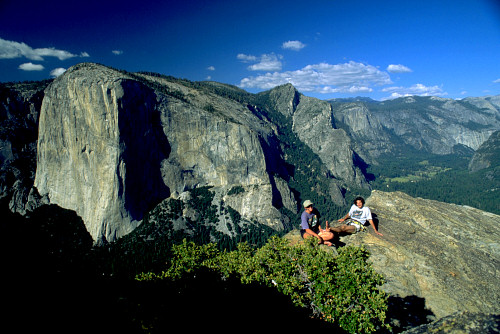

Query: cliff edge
[[341, 190, 499, 320]]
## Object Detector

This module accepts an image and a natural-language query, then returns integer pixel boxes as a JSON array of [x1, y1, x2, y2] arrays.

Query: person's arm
[[323, 220, 331, 231], [368, 219, 383, 236], [338, 213, 350, 222]]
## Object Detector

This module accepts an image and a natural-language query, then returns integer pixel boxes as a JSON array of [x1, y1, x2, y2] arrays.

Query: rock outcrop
[[335, 190, 500, 320]]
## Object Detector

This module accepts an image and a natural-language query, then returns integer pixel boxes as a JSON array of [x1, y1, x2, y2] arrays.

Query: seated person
[[300, 200, 334, 246], [332, 197, 383, 236]]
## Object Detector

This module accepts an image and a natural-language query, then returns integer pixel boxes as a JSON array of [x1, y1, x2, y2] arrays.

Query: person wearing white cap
[[300, 200, 334, 246]]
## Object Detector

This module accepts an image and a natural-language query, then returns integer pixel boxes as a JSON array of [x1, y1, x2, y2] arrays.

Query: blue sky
[[1, 0, 499, 100]]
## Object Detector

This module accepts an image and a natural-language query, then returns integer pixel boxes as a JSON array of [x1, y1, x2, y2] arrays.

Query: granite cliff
[[258, 84, 368, 189], [330, 96, 500, 163], [33, 64, 299, 242], [34, 65, 172, 241]]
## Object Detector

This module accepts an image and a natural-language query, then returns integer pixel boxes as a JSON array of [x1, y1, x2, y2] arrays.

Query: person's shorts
[[300, 229, 306, 238], [346, 220, 362, 232]]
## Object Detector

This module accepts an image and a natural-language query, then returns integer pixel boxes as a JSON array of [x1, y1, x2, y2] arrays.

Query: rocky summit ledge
[[286, 190, 499, 322]]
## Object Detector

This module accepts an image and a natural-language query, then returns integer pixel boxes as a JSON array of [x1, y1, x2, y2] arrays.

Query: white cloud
[[34, 47, 77, 60], [207, 66, 215, 71], [493, 78, 500, 83], [381, 83, 446, 99], [237, 53, 257, 62], [387, 64, 412, 73], [18, 62, 44, 71], [282, 40, 306, 51], [238, 53, 282, 71], [80, 52, 90, 57], [112, 50, 123, 55], [239, 61, 391, 93], [0, 37, 84, 61], [248, 53, 282, 71], [319, 85, 373, 94], [50, 68, 66, 77]]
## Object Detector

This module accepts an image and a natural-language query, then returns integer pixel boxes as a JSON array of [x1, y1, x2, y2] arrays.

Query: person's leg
[[318, 231, 334, 246], [330, 225, 356, 234]]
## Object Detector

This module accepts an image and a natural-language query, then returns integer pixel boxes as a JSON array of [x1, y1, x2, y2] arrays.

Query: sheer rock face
[[267, 84, 369, 190], [468, 130, 500, 172], [292, 95, 368, 188], [34, 64, 294, 242], [151, 75, 291, 230], [338, 190, 500, 319], [35, 64, 170, 242], [330, 102, 396, 161]]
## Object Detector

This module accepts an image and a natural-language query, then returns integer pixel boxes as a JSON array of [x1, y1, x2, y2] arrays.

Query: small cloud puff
[[282, 40, 306, 51], [50, 68, 67, 77], [112, 50, 123, 55], [207, 66, 215, 71], [18, 62, 44, 71], [382, 83, 445, 99], [387, 64, 412, 73], [237, 54, 258, 62], [237, 53, 282, 71]]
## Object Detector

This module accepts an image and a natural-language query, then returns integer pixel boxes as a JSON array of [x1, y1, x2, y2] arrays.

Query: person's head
[[303, 200, 314, 213], [354, 197, 365, 208]]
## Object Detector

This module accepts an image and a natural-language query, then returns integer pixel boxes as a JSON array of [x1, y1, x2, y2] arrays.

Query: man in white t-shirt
[[331, 197, 383, 236]]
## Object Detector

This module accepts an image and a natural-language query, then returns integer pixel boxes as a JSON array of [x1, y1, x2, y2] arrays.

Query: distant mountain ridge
[[329, 95, 500, 162]]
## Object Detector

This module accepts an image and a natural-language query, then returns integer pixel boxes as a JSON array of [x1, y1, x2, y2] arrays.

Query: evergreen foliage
[[137, 237, 389, 333]]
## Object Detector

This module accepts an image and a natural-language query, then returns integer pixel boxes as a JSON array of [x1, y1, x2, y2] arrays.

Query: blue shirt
[[300, 208, 321, 233]]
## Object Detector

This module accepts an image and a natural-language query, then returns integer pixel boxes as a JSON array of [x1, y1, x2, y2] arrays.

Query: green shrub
[[137, 237, 389, 333]]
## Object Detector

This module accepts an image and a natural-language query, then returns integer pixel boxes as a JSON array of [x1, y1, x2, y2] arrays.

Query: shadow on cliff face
[[117, 81, 171, 223]]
